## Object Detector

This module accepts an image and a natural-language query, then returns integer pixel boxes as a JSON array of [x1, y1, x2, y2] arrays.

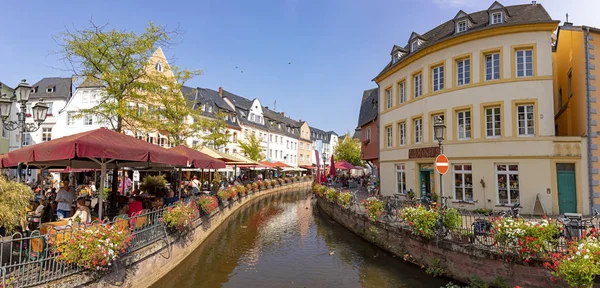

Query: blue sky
[[0, 0, 598, 134]]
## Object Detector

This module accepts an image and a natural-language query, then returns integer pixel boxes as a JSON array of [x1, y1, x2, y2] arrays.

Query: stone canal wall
[[45, 182, 310, 288], [316, 198, 561, 288]]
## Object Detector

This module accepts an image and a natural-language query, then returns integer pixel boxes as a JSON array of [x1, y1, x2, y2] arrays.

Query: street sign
[[133, 170, 140, 182], [435, 154, 449, 175]]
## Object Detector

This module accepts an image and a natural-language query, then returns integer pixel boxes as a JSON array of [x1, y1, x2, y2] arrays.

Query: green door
[[557, 163, 577, 214], [420, 170, 431, 198]]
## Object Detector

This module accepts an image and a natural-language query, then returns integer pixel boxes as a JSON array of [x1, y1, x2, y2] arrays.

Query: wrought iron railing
[[0, 179, 311, 288]]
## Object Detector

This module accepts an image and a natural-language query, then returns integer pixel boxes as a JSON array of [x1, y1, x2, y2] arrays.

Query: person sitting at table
[[164, 190, 179, 206], [68, 198, 92, 224], [127, 196, 143, 217]]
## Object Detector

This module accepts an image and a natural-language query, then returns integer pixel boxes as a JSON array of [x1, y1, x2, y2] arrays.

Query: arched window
[[155, 62, 163, 72]]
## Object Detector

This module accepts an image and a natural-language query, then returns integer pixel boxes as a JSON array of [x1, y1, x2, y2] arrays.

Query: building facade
[[554, 23, 600, 212], [0, 82, 14, 154], [357, 88, 380, 172], [298, 121, 313, 167], [375, 2, 587, 215]]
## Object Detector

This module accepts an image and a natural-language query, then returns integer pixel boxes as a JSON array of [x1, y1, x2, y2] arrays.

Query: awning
[[335, 160, 357, 170], [260, 161, 290, 169], [8, 127, 188, 167], [49, 168, 95, 173], [197, 146, 247, 165], [0, 154, 17, 168], [170, 145, 226, 169]]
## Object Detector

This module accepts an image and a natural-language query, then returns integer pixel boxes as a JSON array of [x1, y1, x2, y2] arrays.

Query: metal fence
[[0, 180, 311, 288]]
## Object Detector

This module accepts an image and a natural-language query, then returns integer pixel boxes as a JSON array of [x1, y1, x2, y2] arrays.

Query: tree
[[198, 112, 230, 149], [238, 132, 265, 161], [334, 133, 362, 167], [0, 177, 33, 234]]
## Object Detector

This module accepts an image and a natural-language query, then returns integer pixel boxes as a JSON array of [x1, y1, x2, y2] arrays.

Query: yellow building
[[374, 1, 588, 215], [298, 122, 313, 167], [554, 23, 600, 212]]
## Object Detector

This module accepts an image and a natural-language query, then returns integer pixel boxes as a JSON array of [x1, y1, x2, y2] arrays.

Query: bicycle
[[382, 195, 402, 223], [557, 209, 600, 240], [433, 196, 453, 239], [498, 203, 522, 219]]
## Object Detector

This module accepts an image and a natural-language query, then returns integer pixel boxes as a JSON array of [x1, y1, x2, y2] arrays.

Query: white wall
[[55, 87, 110, 139]]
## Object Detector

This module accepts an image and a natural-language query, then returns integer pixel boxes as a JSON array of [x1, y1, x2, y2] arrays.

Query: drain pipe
[[585, 27, 595, 214]]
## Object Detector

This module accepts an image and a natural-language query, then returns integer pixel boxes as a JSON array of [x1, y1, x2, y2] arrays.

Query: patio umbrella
[[330, 155, 336, 178], [170, 145, 226, 170], [8, 128, 189, 218], [335, 160, 357, 170]]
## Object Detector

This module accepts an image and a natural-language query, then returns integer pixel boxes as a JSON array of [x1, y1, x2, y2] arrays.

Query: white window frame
[[484, 53, 501, 81], [432, 65, 444, 92], [67, 112, 76, 126], [82, 91, 90, 103], [42, 128, 52, 142], [453, 164, 473, 201], [457, 20, 467, 33], [46, 103, 53, 116], [396, 164, 407, 194], [492, 12, 503, 24], [398, 81, 406, 104], [385, 88, 392, 109], [457, 110, 471, 140], [414, 118, 422, 144], [365, 127, 371, 142], [515, 49, 533, 78], [410, 41, 418, 52], [23, 133, 31, 146], [399, 122, 406, 146], [414, 74, 422, 97], [456, 58, 470, 86], [485, 107, 502, 138], [496, 164, 520, 205], [386, 126, 392, 148], [517, 104, 535, 136], [84, 114, 93, 126]]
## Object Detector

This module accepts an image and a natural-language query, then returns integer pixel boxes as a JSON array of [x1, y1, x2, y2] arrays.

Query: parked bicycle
[[434, 196, 453, 239], [382, 195, 402, 223], [498, 203, 522, 219], [472, 203, 522, 247], [557, 209, 600, 240]]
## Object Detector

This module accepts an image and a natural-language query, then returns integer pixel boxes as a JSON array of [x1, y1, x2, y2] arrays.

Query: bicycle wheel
[[472, 219, 497, 247], [434, 220, 449, 239]]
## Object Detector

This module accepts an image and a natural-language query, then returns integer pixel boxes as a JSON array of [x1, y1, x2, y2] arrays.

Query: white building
[[263, 108, 299, 167], [55, 78, 108, 139], [310, 127, 338, 166]]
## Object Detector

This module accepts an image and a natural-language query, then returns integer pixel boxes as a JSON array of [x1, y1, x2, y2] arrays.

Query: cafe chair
[[28, 231, 46, 261]]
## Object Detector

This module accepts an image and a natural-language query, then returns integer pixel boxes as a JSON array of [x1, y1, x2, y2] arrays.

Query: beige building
[[374, 2, 588, 215]]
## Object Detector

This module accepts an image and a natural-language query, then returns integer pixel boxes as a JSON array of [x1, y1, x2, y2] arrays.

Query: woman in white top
[[69, 198, 92, 224]]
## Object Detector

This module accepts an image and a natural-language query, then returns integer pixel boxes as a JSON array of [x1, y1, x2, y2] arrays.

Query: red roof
[[170, 145, 226, 169], [8, 128, 188, 166]]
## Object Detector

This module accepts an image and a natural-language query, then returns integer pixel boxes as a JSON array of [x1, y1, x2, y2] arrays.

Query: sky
[[0, 0, 599, 134]]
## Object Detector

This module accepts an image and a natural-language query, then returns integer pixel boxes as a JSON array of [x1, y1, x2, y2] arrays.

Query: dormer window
[[491, 12, 503, 24], [410, 41, 419, 53], [31, 86, 38, 93], [393, 51, 404, 64], [155, 62, 163, 72], [46, 86, 54, 93], [457, 20, 467, 33]]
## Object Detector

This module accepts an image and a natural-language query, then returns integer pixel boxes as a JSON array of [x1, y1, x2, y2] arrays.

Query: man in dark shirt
[[164, 190, 179, 206]]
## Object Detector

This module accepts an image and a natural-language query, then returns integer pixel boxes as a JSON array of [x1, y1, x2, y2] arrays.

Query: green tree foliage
[[334, 133, 362, 167], [0, 177, 33, 234], [238, 132, 265, 162], [197, 112, 230, 149]]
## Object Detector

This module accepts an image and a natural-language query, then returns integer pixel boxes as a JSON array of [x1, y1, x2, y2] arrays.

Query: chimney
[[531, 0, 536, 5], [281, 112, 285, 117], [218, 87, 223, 97], [265, 106, 269, 109]]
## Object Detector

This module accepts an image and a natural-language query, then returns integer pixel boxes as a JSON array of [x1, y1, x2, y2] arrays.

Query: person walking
[[56, 181, 74, 219]]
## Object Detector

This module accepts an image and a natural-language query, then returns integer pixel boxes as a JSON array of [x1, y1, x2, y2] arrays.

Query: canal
[[152, 189, 448, 288]]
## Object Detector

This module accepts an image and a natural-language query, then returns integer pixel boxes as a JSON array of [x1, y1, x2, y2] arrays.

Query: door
[[557, 163, 577, 214], [420, 171, 431, 198]]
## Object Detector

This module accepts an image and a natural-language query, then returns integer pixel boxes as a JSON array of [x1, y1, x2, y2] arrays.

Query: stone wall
[[317, 198, 565, 288], [44, 182, 311, 288]]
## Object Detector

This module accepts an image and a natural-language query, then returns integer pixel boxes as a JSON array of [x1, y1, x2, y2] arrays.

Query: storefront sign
[[408, 147, 440, 159], [133, 170, 140, 182]]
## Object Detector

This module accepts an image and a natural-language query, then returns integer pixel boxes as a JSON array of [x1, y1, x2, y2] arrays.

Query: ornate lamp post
[[433, 116, 446, 198], [322, 153, 327, 186], [0, 79, 49, 182]]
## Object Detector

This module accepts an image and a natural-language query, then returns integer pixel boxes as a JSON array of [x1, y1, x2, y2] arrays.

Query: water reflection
[[152, 189, 447, 288]]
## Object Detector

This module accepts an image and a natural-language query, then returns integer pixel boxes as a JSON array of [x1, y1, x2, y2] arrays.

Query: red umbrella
[[335, 160, 357, 170], [170, 145, 226, 169], [330, 155, 336, 177]]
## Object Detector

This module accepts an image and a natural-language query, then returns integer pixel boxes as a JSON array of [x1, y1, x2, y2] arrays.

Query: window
[[84, 114, 93, 126], [414, 118, 422, 144], [287, 140, 290, 149], [385, 126, 392, 148], [148, 136, 155, 144], [82, 91, 90, 103], [42, 128, 52, 142], [275, 135, 278, 143], [457, 110, 471, 140], [2, 124, 7, 138], [67, 112, 76, 126], [46, 103, 53, 116], [23, 133, 31, 146], [225, 148, 229, 154], [300, 154, 303, 161], [26, 103, 32, 116], [517, 104, 535, 136], [491, 12, 503, 24], [432, 65, 444, 92], [396, 164, 407, 194], [136, 133, 144, 140], [156, 62, 163, 72], [431, 114, 444, 142], [456, 58, 470, 86], [414, 73, 422, 97], [410, 41, 418, 52], [270, 134, 273, 142], [453, 164, 473, 201], [457, 20, 467, 33], [46, 87, 54, 93], [158, 137, 167, 147], [385, 88, 392, 109], [398, 122, 406, 146], [233, 133, 238, 142], [496, 164, 519, 205], [484, 53, 501, 81], [398, 81, 406, 104], [485, 107, 502, 137], [365, 127, 371, 142], [233, 149, 237, 154], [300, 142, 304, 149], [515, 49, 533, 77]]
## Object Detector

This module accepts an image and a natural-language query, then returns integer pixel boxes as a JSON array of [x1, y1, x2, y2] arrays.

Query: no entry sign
[[435, 154, 449, 175]]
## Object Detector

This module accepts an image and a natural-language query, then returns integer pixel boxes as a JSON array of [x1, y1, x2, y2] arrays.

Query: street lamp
[[0, 79, 49, 182], [322, 154, 327, 186], [433, 116, 446, 198]]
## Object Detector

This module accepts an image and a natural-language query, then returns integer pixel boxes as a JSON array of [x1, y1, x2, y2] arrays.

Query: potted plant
[[163, 201, 198, 234], [197, 195, 218, 216], [430, 192, 440, 208], [338, 191, 352, 209], [325, 188, 338, 203], [211, 173, 222, 194], [217, 190, 229, 207], [408, 189, 415, 200], [140, 175, 167, 195], [362, 197, 384, 222]]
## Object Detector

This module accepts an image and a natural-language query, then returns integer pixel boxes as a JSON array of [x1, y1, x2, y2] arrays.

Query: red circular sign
[[435, 154, 449, 175]]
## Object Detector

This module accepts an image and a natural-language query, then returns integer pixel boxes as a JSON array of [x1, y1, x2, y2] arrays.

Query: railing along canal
[[0, 180, 311, 288]]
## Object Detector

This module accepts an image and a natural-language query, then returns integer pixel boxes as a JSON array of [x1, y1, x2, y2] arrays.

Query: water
[[153, 189, 448, 288]]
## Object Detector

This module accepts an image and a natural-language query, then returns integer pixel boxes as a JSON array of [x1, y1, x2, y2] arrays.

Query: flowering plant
[[217, 190, 230, 202], [545, 233, 600, 287], [252, 182, 259, 191], [277, 178, 284, 185], [284, 177, 291, 183], [337, 191, 352, 209], [492, 217, 561, 260], [228, 186, 239, 199], [163, 201, 199, 231], [325, 188, 338, 203], [197, 195, 218, 214], [312, 183, 325, 197], [400, 205, 439, 239], [236, 184, 247, 196], [257, 180, 265, 190], [362, 197, 384, 222], [54, 223, 132, 270]]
